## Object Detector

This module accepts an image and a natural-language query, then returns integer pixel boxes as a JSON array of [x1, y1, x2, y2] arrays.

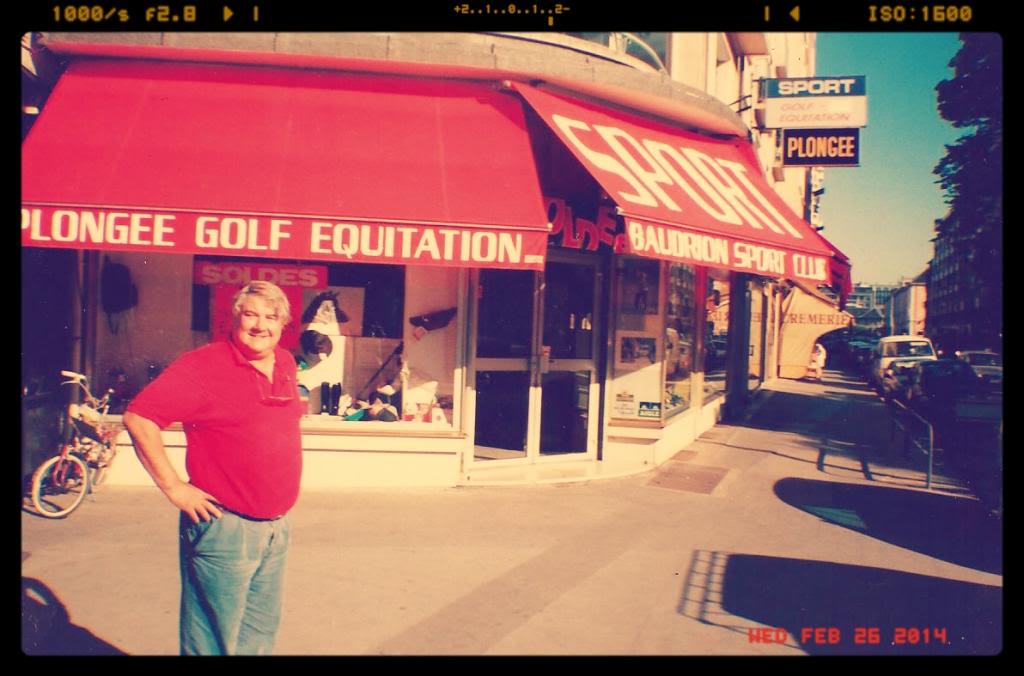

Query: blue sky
[[814, 33, 963, 285]]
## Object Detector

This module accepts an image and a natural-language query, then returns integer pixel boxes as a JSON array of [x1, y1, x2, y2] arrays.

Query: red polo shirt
[[126, 340, 303, 519]]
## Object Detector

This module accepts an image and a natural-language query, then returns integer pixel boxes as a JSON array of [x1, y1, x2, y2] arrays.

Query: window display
[[619, 258, 659, 315], [612, 258, 663, 421], [295, 289, 353, 415], [188, 256, 457, 427], [748, 279, 766, 391], [764, 285, 777, 383], [616, 332, 659, 370], [704, 275, 729, 398], [664, 263, 696, 415]]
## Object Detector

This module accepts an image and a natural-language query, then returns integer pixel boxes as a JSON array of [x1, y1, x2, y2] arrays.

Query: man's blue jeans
[[178, 510, 291, 655]]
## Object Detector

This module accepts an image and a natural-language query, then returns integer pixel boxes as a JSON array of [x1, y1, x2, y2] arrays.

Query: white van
[[870, 335, 937, 388]]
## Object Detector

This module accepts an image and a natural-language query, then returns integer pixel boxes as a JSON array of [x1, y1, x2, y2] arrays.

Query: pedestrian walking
[[123, 281, 303, 655], [808, 342, 827, 380]]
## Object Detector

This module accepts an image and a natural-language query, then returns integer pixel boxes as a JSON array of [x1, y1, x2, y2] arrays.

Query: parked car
[[905, 358, 981, 420], [880, 359, 917, 403], [870, 335, 937, 389], [905, 359, 1001, 496], [705, 337, 728, 370], [847, 338, 878, 372], [955, 350, 1003, 389], [665, 328, 691, 379]]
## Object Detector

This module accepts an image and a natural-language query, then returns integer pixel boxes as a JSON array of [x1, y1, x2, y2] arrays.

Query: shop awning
[[22, 60, 550, 270], [514, 84, 852, 299]]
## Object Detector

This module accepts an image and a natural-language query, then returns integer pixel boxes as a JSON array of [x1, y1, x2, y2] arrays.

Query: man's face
[[233, 295, 285, 361]]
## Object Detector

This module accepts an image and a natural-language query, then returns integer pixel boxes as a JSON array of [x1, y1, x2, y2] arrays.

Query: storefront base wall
[[300, 450, 460, 488], [107, 398, 725, 488], [108, 430, 467, 488], [654, 409, 700, 465], [602, 395, 724, 472], [298, 433, 465, 487], [654, 395, 724, 464], [109, 430, 188, 487], [603, 431, 659, 472]]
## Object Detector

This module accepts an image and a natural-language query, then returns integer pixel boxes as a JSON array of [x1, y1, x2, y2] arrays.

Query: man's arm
[[122, 411, 223, 523]]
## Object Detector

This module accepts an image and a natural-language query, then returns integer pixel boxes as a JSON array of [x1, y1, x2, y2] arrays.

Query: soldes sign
[[193, 261, 328, 288]]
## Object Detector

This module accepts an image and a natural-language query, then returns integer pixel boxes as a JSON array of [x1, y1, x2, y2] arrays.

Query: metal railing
[[888, 399, 935, 490]]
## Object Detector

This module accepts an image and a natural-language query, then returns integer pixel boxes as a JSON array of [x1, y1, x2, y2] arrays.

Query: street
[[22, 371, 1002, 655]]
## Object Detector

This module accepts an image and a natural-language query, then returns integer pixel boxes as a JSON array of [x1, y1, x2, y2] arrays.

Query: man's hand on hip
[[166, 482, 224, 524]]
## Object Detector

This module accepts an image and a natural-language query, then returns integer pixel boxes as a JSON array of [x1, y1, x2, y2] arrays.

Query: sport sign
[[514, 84, 849, 288], [762, 76, 867, 129]]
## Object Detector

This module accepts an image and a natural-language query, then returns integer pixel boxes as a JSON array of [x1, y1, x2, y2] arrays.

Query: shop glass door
[[538, 258, 600, 457], [473, 269, 537, 460], [472, 255, 601, 463]]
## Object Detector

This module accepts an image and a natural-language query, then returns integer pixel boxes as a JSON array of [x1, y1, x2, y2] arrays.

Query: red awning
[[514, 84, 852, 295], [22, 60, 549, 270]]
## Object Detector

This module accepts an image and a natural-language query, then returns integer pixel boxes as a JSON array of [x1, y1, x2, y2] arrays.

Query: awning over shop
[[778, 282, 855, 379], [514, 83, 852, 299], [22, 60, 550, 270]]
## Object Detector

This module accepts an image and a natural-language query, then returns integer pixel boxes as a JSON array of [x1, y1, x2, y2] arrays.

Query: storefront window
[[295, 261, 459, 427], [664, 263, 696, 416], [611, 258, 664, 422], [94, 253, 459, 430], [703, 275, 729, 399], [748, 279, 766, 391], [764, 285, 777, 382]]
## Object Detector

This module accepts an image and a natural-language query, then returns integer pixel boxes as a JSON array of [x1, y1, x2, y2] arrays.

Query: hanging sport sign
[[762, 77, 868, 129]]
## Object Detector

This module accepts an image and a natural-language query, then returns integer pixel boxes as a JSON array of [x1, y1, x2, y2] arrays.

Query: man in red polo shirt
[[124, 280, 303, 655]]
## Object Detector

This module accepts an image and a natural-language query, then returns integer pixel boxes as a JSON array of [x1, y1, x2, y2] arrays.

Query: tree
[[933, 33, 1002, 349]]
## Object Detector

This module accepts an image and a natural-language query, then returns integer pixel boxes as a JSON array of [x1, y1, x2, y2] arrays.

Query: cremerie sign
[[763, 76, 867, 129], [782, 128, 860, 167]]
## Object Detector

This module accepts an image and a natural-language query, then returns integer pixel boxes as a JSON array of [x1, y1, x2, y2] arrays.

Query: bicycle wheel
[[30, 453, 90, 518], [89, 464, 107, 491], [89, 452, 113, 490]]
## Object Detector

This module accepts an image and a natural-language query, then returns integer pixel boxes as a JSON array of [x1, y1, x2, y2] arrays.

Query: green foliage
[[934, 33, 1002, 213], [932, 33, 1002, 348]]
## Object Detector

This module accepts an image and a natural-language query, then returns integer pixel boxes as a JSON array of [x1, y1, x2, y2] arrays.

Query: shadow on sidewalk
[[680, 550, 1002, 655], [774, 478, 1002, 574], [743, 387, 883, 439], [22, 577, 126, 655], [741, 380, 969, 485]]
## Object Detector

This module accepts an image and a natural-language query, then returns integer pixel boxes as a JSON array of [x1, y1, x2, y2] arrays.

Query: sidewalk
[[21, 371, 1003, 655]]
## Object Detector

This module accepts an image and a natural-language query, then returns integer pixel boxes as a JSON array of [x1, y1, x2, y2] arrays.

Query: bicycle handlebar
[[60, 369, 112, 410]]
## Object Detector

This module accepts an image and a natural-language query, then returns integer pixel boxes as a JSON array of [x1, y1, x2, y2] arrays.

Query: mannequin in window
[[295, 291, 350, 414]]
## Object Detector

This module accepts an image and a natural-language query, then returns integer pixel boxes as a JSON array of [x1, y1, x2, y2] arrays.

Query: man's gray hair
[[231, 281, 291, 324]]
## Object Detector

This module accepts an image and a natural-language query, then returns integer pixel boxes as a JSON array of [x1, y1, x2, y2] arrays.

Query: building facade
[[21, 32, 850, 487], [890, 270, 928, 337], [926, 218, 1000, 353], [927, 226, 966, 351], [845, 283, 896, 312]]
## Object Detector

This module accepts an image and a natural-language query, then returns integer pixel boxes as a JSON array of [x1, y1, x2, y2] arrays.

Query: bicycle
[[29, 370, 120, 518]]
